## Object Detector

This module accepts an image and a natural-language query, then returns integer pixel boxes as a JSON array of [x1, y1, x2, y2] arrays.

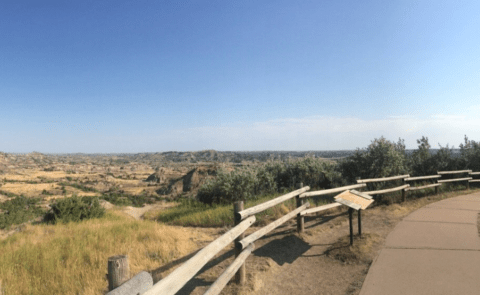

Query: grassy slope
[[148, 193, 333, 228], [0, 211, 211, 295]]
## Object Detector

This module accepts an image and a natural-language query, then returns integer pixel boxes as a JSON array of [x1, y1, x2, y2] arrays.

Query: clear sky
[[1, 0, 479, 153]]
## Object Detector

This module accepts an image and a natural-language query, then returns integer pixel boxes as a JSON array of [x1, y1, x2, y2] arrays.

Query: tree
[[459, 135, 480, 171], [339, 136, 408, 184], [410, 136, 435, 176]]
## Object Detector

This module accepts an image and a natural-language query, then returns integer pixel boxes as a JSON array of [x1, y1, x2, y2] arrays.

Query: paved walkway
[[360, 193, 480, 295]]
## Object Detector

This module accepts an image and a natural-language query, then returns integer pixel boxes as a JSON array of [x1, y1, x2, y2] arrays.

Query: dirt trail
[[149, 204, 408, 295], [240, 199, 471, 295], [121, 202, 177, 220], [244, 211, 390, 295]]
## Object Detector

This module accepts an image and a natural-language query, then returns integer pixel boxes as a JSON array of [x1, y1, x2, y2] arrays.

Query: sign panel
[[334, 190, 374, 210]]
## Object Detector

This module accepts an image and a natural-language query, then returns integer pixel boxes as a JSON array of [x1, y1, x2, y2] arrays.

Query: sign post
[[334, 190, 374, 245]]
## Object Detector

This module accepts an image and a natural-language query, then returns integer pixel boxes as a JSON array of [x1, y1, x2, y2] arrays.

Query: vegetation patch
[[0, 196, 44, 229], [0, 190, 21, 199], [197, 158, 341, 205], [58, 182, 98, 193], [326, 233, 382, 264], [44, 195, 105, 224], [153, 194, 330, 227]]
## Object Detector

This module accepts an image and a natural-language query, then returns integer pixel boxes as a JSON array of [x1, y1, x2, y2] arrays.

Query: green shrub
[[409, 136, 437, 176], [0, 196, 44, 229], [458, 135, 480, 171], [0, 190, 20, 198], [339, 137, 408, 185], [44, 195, 105, 224], [59, 182, 98, 193], [431, 144, 461, 172], [197, 169, 257, 204], [197, 158, 342, 205]]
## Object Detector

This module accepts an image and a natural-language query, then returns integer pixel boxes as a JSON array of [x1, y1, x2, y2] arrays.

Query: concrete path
[[360, 193, 480, 295]]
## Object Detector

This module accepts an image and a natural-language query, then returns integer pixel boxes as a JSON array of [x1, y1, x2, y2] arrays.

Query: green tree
[[431, 143, 460, 172], [339, 136, 408, 184], [459, 135, 480, 171], [410, 136, 436, 176]]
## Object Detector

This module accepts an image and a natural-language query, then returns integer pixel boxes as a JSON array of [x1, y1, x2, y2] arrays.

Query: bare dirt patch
[[326, 233, 382, 265], [122, 202, 177, 220]]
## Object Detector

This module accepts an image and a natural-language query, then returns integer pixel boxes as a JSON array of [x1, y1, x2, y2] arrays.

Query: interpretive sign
[[334, 189, 374, 210], [334, 189, 374, 245]]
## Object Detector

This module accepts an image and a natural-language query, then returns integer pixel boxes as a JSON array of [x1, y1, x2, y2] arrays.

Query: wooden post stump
[[108, 255, 130, 291], [234, 201, 246, 285]]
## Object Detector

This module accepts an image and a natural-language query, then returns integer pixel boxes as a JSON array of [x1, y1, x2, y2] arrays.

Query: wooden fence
[[107, 170, 478, 295]]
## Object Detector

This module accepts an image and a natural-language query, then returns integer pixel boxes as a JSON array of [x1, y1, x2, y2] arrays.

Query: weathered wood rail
[[107, 170, 480, 294], [468, 171, 480, 184], [357, 175, 410, 202], [437, 170, 473, 189]]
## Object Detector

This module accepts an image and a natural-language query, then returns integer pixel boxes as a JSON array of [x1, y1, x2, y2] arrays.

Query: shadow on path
[[148, 212, 345, 294], [254, 235, 311, 266]]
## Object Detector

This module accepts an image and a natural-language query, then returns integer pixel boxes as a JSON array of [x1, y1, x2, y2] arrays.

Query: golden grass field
[[0, 210, 216, 295]]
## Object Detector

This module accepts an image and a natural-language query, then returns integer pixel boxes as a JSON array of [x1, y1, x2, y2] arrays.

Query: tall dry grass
[[0, 211, 211, 295]]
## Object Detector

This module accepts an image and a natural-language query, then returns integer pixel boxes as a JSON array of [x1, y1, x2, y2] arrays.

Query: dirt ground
[[121, 202, 178, 220], [149, 190, 479, 295]]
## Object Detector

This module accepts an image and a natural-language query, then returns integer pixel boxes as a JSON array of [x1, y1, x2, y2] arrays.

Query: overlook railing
[[106, 170, 478, 295]]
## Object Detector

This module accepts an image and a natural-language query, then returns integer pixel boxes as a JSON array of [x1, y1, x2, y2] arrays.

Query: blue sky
[[1, 0, 479, 153]]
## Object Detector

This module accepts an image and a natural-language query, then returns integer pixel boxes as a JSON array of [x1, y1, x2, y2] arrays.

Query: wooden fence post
[[402, 178, 407, 203], [466, 179, 470, 190], [234, 201, 246, 285], [108, 255, 130, 291], [296, 183, 304, 233], [348, 208, 354, 246], [358, 209, 362, 237]]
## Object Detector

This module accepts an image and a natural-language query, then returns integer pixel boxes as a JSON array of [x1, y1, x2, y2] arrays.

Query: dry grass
[[326, 233, 382, 264], [4, 171, 69, 181], [1, 183, 56, 197], [0, 210, 214, 295]]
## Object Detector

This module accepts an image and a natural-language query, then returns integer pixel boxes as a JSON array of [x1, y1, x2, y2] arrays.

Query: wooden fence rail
[[437, 177, 472, 183], [468, 172, 480, 184], [108, 170, 480, 294], [238, 202, 310, 249], [438, 170, 472, 174], [236, 186, 310, 220], [364, 184, 410, 195], [301, 203, 342, 216], [143, 216, 256, 295], [299, 183, 366, 198], [356, 174, 409, 183], [204, 243, 255, 295], [405, 183, 441, 191], [356, 175, 409, 202], [404, 175, 441, 181]]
